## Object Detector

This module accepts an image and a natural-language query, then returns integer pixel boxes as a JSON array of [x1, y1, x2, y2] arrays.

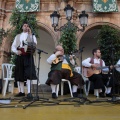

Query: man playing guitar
[[116, 60, 120, 72], [46, 45, 84, 98], [82, 48, 113, 97]]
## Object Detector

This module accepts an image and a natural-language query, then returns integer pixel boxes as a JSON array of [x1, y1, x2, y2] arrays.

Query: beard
[[97, 55, 101, 59]]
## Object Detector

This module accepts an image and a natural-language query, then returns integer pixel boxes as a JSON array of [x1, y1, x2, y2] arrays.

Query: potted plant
[[58, 22, 77, 55]]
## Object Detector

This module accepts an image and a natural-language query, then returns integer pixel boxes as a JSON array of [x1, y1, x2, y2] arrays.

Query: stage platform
[[0, 92, 120, 120]]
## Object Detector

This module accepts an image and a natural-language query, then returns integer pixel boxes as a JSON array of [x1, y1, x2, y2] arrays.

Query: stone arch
[[77, 22, 120, 48], [37, 22, 58, 46]]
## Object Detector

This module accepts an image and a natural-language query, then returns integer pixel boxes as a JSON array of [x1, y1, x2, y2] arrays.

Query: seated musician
[[116, 60, 120, 72], [117, 60, 120, 65], [46, 45, 84, 99], [82, 48, 113, 97], [11, 22, 37, 98]]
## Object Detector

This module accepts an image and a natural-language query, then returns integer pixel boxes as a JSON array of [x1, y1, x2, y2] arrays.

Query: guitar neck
[[114, 64, 120, 68], [97, 64, 120, 70]]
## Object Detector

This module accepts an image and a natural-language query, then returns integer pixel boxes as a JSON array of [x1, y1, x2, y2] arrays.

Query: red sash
[[17, 48, 27, 55]]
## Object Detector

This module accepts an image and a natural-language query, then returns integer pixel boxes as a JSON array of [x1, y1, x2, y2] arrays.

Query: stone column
[[0, 0, 9, 78], [0, 0, 6, 28]]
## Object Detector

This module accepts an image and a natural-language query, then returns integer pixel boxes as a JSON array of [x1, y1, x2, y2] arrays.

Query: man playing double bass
[[82, 48, 113, 97], [11, 22, 37, 98], [46, 45, 84, 99]]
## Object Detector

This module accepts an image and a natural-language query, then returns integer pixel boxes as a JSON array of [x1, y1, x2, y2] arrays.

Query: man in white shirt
[[46, 45, 84, 99], [116, 60, 120, 72], [82, 48, 113, 97], [11, 22, 37, 98]]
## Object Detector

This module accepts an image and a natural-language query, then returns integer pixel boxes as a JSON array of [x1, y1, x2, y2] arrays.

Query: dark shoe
[[73, 92, 78, 97], [95, 95, 99, 98], [52, 93, 57, 99], [99, 92, 105, 98], [14, 92, 25, 97], [106, 93, 112, 97], [27, 93, 33, 99], [77, 89, 84, 94]]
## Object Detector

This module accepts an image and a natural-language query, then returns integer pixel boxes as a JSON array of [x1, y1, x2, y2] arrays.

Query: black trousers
[[102, 74, 113, 87], [89, 73, 114, 89], [89, 74, 104, 89], [46, 69, 84, 86], [14, 54, 37, 82]]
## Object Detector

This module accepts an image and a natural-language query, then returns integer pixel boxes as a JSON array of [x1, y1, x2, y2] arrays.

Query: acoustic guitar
[[52, 54, 76, 64], [82, 64, 120, 78]]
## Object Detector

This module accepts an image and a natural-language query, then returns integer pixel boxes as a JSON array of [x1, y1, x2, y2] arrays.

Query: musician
[[11, 22, 37, 98], [116, 59, 120, 72], [46, 45, 84, 99], [82, 48, 113, 97], [117, 59, 120, 64]]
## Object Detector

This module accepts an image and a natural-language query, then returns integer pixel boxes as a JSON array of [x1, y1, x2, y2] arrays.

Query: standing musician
[[82, 48, 113, 97], [11, 22, 37, 98], [46, 45, 84, 99]]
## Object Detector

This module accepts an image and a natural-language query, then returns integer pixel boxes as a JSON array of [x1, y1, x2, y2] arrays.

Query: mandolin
[[52, 57, 63, 64]]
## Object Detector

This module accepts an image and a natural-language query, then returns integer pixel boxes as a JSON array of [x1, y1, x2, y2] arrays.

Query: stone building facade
[[0, 0, 120, 82]]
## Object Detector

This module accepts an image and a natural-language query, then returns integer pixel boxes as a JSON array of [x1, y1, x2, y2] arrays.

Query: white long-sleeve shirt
[[47, 54, 75, 65], [11, 32, 37, 55], [116, 59, 120, 72], [82, 57, 109, 72], [117, 59, 120, 65]]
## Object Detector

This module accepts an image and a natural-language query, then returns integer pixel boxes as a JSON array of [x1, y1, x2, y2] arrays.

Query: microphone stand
[[58, 47, 92, 105], [110, 47, 116, 101], [18, 30, 58, 109], [107, 46, 120, 103], [79, 47, 84, 97], [22, 49, 59, 109], [72, 47, 91, 104]]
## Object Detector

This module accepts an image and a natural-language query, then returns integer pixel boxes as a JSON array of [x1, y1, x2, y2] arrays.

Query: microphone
[[79, 46, 85, 50], [72, 49, 78, 53], [79, 46, 85, 52], [36, 48, 48, 54]]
